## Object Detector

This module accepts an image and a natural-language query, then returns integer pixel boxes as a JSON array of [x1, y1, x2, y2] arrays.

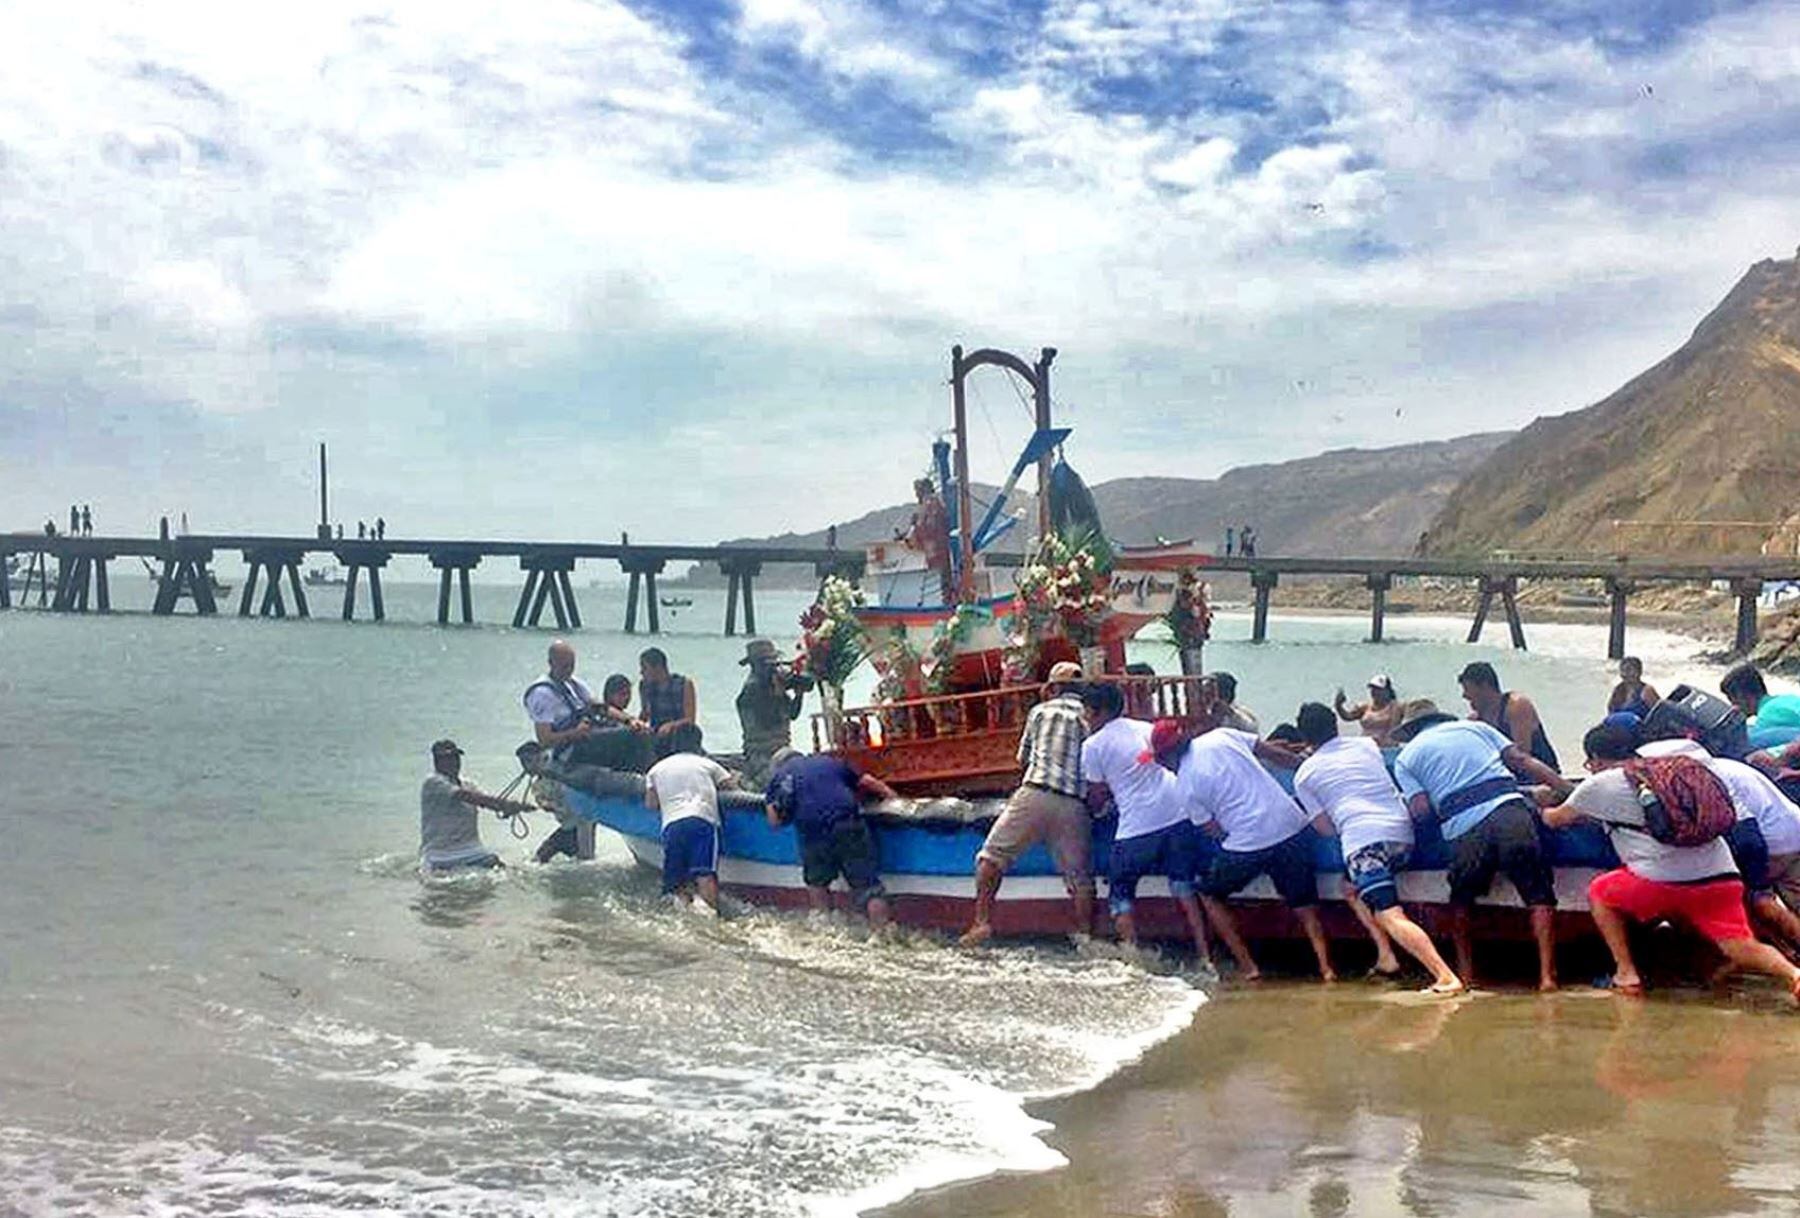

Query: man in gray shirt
[[420, 739, 532, 872]]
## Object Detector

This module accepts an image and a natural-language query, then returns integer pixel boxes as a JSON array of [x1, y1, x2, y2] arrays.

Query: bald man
[[524, 640, 602, 756]]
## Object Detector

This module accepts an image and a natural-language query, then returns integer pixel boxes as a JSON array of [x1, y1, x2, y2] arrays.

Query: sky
[[2, 0, 1799, 546]]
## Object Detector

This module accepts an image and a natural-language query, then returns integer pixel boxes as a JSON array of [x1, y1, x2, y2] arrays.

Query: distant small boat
[[141, 558, 232, 598], [304, 564, 347, 587], [660, 596, 693, 608]]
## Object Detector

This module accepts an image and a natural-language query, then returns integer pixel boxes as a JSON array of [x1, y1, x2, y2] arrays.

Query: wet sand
[[884, 979, 1800, 1218]]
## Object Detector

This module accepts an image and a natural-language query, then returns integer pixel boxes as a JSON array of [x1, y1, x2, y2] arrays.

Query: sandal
[[1598, 975, 1645, 998], [1424, 979, 1467, 997]]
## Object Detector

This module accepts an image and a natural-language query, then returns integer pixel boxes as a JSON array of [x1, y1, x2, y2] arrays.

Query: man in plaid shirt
[[960, 662, 1092, 945]]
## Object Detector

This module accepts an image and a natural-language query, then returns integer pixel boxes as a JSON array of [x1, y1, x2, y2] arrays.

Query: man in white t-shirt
[[1177, 721, 1334, 982], [1638, 729, 1800, 954], [524, 640, 602, 755], [644, 725, 739, 912], [1078, 684, 1210, 962], [1292, 704, 1463, 993], [1541, 722, 1798, 1002]]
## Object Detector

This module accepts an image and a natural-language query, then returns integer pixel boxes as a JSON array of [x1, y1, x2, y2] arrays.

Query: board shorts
[[1446, 799, 1556, 908], [979, 784, 1091, 883], [1726, 818, 1772, 897], [1589, 869, 1752, 943], [1201, 828, 1320, 909], [800, 818, 886, 908], [1107, 821, 1206, 915], [661, 817, 719, 893], [1343, 840, 1412, 912]]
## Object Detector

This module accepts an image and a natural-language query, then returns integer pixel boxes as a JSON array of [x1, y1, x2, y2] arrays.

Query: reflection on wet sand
[[886, 985, 1800, 1218]]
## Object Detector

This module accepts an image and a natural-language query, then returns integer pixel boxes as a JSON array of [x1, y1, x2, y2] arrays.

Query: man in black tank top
[[1459, 661, 1559, 771]]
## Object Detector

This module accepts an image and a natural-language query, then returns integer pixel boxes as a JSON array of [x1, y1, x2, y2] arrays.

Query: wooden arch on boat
[[948, 344, 1058, 599]]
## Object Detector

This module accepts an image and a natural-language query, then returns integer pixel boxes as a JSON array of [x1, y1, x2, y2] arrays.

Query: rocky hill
[[686, 433, 1510, 585], [1429, 252, 1800, 557]]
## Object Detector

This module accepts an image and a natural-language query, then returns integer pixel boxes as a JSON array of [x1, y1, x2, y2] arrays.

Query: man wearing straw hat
[[1390, 699, 1572, 990], [736, 638, 811, 788]]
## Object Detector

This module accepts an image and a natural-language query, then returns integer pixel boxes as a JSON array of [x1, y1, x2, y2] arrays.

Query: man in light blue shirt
[[1391, 700, 1571, 990]]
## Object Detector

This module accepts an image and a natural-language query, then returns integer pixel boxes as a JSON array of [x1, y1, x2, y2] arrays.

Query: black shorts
[[1446, 799, 1556, 908], [1200, 829, 1320, 908], [1727, 818, 1772, 896], [799, 818, 885, 905]]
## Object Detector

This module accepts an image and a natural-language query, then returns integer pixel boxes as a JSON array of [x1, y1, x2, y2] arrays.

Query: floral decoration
[[1164, 567, 1213, 649], [1016, 530, 1112, 647], [796, 575, 868, 688]]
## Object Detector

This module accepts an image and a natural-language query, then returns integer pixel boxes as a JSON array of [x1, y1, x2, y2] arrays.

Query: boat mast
[[1033, 347, 1056, 540], [950, 344, 976, 603]]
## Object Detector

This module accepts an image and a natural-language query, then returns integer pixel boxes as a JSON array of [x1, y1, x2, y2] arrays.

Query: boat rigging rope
[[495, 769, 534, 839]]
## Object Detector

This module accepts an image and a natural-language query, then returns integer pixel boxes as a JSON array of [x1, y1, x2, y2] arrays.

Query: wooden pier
[[4, 534, 1796, 656], [0, 533, 867, 636]]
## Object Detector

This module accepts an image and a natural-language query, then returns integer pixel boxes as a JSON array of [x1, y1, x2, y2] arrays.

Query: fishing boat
[[659, 596, 694, 608], [304, 563, 348, 587], [569, 345, 1608, 943]]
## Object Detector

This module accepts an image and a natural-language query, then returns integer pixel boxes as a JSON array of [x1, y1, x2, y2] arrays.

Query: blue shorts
[[1108, 821, 1206, 915], [1343, 840, 1411, 912], [662, 818, 719, 893]]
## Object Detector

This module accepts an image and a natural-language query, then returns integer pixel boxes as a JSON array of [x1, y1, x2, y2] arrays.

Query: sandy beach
[[882, 978, 1800, 1218]]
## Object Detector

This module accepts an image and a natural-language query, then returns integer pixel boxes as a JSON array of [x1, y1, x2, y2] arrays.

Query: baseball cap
[[1046, 661, 1083, 684], [430, 738, 464, 757]]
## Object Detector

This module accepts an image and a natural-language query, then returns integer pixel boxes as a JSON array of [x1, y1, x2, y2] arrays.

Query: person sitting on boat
[[1722, 664, 1800, 741], [904, 477, 953, 604], [1459, 661, 1559, 772], [419, 739, 532, 873], [1292, 703, 1464, 994], [1607, 657, 1661, 721], [515, 740, 647, 863], [1638, 723, 1800, 955], [525, 640, 603, 757], [764, 747, 898, 928], [1080, 682, 1212, 963], [1176, 717, 1333, 983], [1539, 722, 1800, 1003], [644, 725, 739, 913], [1209, 672, 1260, 734], [639, 648, 698, 759], [600, 673, 650, 733], [960, 661, 1092, 946], [1335, 674, 1403, 747], [1390, 698, 1571, 991], [737, 639, 812, 788]]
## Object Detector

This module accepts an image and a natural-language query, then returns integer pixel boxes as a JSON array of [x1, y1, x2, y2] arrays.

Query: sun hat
[[740, 638, 780, 666], [1389, 699, 1458, 743]]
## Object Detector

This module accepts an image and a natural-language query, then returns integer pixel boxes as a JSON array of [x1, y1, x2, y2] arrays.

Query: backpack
[[1621, 756, 1736, 847]]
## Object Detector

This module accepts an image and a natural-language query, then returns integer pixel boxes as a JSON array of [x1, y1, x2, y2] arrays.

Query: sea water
[[0, 585, 1734, 1216]]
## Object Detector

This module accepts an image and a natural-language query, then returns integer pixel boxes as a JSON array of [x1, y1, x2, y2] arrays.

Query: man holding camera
[[525, 639, 603, 757], [737, 638, 812, 788]]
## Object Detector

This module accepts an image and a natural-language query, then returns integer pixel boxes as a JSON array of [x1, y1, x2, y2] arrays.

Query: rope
[[495, 769, 534, 839]]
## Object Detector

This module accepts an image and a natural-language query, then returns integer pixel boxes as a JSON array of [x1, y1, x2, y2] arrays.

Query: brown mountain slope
[[687, 433, 1508, 585], [1430, 252, 1800, 557]]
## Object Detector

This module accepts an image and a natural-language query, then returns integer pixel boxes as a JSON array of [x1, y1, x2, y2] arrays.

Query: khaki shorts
[[978, 785, 1091, 881], [1767, 851, 1800, 911]]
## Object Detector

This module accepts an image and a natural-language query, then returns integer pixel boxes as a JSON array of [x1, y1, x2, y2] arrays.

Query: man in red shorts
[[1539, 722, 1800, 1001]]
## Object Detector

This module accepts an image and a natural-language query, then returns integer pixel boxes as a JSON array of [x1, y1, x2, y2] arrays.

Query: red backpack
[[1621, 756, 1736, 847]]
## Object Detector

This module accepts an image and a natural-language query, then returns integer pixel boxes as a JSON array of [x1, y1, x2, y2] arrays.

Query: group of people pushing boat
[[419, 635, 1800, 1002]]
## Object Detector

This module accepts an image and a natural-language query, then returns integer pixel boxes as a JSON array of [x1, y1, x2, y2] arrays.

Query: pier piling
[[516, 555, 580, 629], [1734, 579, 1762, 654], [1367, 573, 1391, 643], [621, 556, 666, 634], [1250, 570, 1278, 643], [240, 548, 309, 619], [428, 551, 479, 625], [1606, 579, 1633, 660], [720, 558, 762, 636]]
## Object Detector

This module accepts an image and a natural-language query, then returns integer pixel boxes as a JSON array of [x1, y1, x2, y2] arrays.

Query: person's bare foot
[[1607, 974, 1645, 998], [1320, 969, 1339, 984], [957, 922, 993, 948], [1538, 975, 1559, 993]]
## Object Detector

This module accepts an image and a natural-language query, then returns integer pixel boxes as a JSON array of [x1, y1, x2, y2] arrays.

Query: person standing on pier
[[158, 516, 170, 542], [357, 521, 366, 539], [1238, 525, 1256, 559], [1292, 703, 1464, 993], [961, 661, 1092, 946], [639, 648, 698, 758], [68, 505, 78, 536], [419, 739, 532, 872], [1459, 662, 1559, 772], [80, 505, 92, 536], [1225, 527, 1235, 558], [1390, 699, 1571, 990], [375, 517, 386, 541]]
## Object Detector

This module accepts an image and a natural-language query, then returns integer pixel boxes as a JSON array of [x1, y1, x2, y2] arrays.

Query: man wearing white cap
[[961, 661, 1093, 945], [1335, 674, 1403, 747]]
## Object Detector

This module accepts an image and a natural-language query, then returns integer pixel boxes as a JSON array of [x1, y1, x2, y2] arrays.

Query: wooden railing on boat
[[817, 675, 1212, 797]]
